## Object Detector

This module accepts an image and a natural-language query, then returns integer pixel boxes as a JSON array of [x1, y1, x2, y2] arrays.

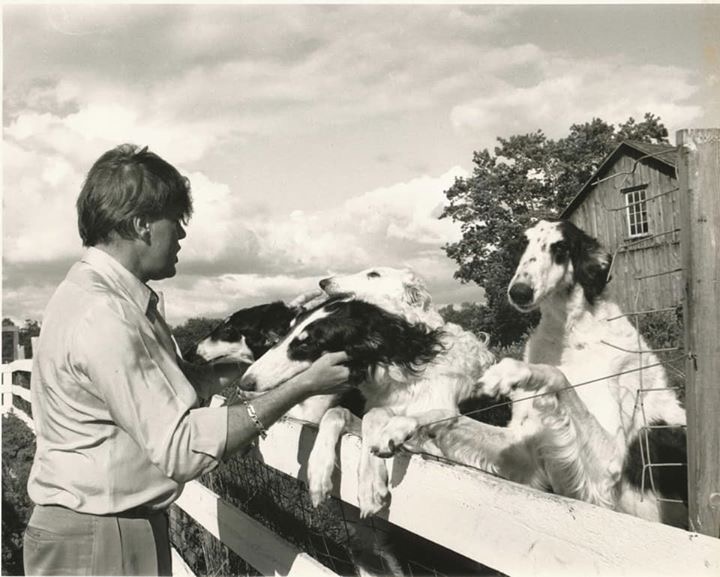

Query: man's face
[[144, 217, 186, 281]]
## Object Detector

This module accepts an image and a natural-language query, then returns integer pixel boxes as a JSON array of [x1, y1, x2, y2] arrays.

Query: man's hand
[[291, 352, 351, 396]]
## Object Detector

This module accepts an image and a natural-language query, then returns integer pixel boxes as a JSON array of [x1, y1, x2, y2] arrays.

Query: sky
[[3, 3, 719, 326]]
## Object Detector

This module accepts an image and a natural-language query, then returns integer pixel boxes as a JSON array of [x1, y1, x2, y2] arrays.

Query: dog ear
[[402, 275, 431, 310], [571, 238, 612, 305], [386, 320, 444, 373]]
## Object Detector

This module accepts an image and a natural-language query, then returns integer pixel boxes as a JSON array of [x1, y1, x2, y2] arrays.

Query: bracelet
[[243, 400, 268, 439]]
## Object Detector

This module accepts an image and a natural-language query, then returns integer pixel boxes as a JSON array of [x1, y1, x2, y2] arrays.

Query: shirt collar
[[81, 247, 157, 319]]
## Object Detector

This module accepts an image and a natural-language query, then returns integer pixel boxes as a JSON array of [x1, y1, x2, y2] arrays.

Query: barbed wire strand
[[421, 356, 685, 429]]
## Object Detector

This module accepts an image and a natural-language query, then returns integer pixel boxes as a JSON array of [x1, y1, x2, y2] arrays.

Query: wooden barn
[[560, 140, 682, 313]]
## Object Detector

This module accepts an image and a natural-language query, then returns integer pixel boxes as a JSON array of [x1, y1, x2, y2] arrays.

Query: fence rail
[[2, 360, 719, 577]]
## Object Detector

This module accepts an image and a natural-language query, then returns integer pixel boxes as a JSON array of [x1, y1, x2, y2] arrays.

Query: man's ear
[[133, 216, 151, 243]]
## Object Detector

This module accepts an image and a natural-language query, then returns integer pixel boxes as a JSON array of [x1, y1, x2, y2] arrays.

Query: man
[[23, 144, 350, 576]]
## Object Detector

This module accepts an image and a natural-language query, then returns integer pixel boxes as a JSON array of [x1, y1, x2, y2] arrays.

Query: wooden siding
[[567, 151, 682, 313]]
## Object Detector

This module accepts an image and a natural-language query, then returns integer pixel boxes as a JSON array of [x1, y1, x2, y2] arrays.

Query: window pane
[[625, 186, 649, 237]]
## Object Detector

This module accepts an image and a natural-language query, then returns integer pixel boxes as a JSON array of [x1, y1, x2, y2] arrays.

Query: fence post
[[1, 368, 13, 416], [677, 128, 720, 538]]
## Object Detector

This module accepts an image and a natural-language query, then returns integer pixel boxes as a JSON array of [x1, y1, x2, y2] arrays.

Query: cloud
[[3, 139, 85, 263], [451, 56, 702, 139], [3, 4, 712, 325], [243, 166, 468, 274], [3, 5, 517, 139], [155, 166, 472, 323], [3, 113, 472, 322], [2, 106, 230, 266]]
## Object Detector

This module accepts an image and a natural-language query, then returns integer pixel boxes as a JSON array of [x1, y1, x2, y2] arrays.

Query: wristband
[[243, 400, 268, 439]]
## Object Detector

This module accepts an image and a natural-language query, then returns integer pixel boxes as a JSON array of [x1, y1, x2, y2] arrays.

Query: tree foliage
[[437, 302, 490, 336], [2, 415, 36, 575], [441, 113, 669, 345], [171, 317, 222, 355], [2, 318, 41, 360]]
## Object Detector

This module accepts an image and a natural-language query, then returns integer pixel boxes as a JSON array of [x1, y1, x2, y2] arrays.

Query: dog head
[[507, 220, 612, 311], [187, 301, 298, 365], [319, 267, 432, 314], [239, 295, 445, 392]]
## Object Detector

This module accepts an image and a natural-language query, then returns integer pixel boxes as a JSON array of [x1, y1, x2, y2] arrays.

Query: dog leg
[[358, 408, 394, 518], [371, 409, 458, 458], [530, 390, 616, 507], [307, 407, 361, 507], [522, 363, 623, 494], [483, 359, 619, 463], [478, 357, 535, 397], [423, 415, 539, 486], [497, 362, 623, 506]]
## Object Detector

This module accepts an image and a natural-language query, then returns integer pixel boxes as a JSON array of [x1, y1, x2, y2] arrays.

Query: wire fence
[[593, 150, 688, 506], [168, 441, 501, 577]]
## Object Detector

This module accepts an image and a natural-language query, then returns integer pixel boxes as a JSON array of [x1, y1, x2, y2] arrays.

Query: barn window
[[622, 184, 649, 238]]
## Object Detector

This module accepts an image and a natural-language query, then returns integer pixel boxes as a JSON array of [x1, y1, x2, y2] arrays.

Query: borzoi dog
[[188, 297, 409, 576], [241, 268, 495, 517], [187, 301, 299, 366], [188, 296, 363, 423], [426, 220, 687, 527]]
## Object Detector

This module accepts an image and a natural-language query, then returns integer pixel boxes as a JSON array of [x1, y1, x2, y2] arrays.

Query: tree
[[438, 302, 490, 336], [2, 415, 36, 575], [171, 317, 222, 356], [19, 319, 41, 358], [441, 113, 669, 345]]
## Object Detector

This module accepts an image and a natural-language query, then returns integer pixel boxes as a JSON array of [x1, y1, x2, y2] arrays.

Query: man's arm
[[80, 307, 351, 478], [224, 352, 351, 456]]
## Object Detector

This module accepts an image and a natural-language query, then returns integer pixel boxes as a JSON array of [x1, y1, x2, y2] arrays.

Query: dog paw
[[308, 467, 334, 508], [479, 358, 532, 396], [358, 461, 390, 518], [533, 389, 559, 413], [358, 486, 389, 518], [307, 447, 336, 508], [371, 416, 418, 458]]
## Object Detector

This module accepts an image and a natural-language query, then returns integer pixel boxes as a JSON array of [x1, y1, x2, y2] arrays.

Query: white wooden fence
[[2, 360, 719, 577]]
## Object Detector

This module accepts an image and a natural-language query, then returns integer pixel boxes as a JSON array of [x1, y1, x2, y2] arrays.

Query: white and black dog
[[186, 301, 300, 366], [241, 268, 495, 517], [425, 220, 687, 527], [187, 297, 410, 576]]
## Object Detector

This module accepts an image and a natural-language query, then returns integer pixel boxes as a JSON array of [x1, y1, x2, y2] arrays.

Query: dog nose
[[319, 278, 331, 290], [238, 373, 257, 392], [508, 282, 534, 306]]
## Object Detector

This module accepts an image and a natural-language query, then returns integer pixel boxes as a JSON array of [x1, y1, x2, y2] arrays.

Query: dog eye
[[366, 271, 380, 279], [264, 333, 281, 346], [550, 240, 570, 263]]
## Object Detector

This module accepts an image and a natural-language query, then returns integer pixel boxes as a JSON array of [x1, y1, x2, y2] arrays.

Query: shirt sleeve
[[75, 305, 228, 483]]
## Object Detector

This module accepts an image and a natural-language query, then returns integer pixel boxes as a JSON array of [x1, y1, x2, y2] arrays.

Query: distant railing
[[1, 359, 34, 431], [2, 359, 719, 577]]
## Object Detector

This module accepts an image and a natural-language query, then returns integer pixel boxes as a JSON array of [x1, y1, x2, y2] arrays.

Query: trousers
[[23, 504, 172, 576]]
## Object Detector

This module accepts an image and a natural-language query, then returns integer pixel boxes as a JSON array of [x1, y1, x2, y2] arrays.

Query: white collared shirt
[[27, 247, 228, 514]]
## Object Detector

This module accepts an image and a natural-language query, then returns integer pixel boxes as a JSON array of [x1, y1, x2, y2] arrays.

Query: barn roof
[[560, 140, 678, 218]]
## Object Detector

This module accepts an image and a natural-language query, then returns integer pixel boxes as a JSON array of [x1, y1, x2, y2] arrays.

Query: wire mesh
[[168, 442, 504, 577], [597, 158, 688, 509]]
